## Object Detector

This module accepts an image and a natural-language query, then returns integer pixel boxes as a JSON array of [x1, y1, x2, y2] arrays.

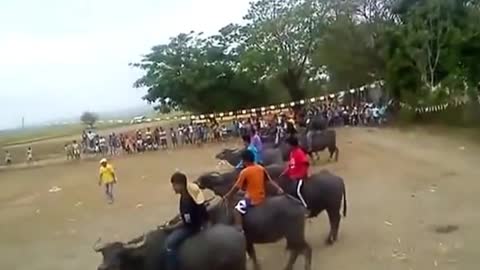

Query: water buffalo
[[196, 164, 285, 196], [298, 129, 339, 161], [215, 148, 284, 167], [262, 129, 338, 162], [305, 114, 328, 131], [198, 168, 347, 245], [196, 181, 312, 270], [278, 170, 347, 244], [94, 224, 246, 270]]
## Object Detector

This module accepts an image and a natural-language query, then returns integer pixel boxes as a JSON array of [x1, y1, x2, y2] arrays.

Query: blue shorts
[[234, 198, 252, 215]]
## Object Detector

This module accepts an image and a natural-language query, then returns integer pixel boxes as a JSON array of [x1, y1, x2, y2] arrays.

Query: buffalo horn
[[93, 237, 107, 252]]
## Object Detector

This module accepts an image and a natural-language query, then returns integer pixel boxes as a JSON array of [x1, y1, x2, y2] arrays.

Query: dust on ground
[[0, 127, 479, 270]]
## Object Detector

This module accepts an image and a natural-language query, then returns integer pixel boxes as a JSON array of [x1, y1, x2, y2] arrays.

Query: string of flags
[[54, 80, 477, 125], [50, 81, 383, 126], [106, 81, 382, 124], [399, 97, 472, 114]]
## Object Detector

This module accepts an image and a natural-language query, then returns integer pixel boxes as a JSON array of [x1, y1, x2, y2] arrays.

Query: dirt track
[[0, 127, 478, 270]]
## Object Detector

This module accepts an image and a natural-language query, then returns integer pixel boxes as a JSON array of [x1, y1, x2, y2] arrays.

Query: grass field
[[0, 118, 191, 167], [0, 111, 189, 147], [0, 123, 123, 147]]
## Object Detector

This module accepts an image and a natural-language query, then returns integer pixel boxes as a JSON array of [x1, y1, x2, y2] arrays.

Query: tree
[[311, 0, 395, 92], [156, 105, 172, 114], [404, 0, 456, 91], [314, 16, 383, 91], [132, 30, 272, 114], [457, 1, 480, 88], [239, 0, 328, 101], [131, 0, 480, 119], [383, 0, 479, 104], [80, 111, 99, 127]]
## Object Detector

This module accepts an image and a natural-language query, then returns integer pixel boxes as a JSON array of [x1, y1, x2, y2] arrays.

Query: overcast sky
[[0, 0, 251, 129]]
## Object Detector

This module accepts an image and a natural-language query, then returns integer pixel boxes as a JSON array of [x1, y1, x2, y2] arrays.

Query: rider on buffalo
[[165, 172, 209, 270], [282, 136, 310, 210], [225, 150, 284, 232], [236, 135, 261, 168], [250, 128, 263, 162]]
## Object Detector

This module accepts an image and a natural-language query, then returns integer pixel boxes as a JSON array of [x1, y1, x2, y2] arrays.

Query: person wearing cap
[[164, 171, 208, 270], [98, 158, 117, 204]]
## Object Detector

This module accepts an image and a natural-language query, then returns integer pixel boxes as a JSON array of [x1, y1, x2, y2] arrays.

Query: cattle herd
[[94, 110, 350, 270]]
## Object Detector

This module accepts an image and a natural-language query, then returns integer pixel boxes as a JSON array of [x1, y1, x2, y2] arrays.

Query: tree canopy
[[133, 0, 480, 117], [80, 111, 99, 127]]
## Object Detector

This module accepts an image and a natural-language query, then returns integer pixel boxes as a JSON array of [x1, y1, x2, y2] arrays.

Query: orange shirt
[[234, 164, 266, 205]]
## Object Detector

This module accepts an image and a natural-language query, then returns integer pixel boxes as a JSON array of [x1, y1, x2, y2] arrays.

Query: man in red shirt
[[282, 136, 310, 209]]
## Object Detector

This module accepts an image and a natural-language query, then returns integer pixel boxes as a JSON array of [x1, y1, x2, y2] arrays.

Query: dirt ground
[[0, 127, 479, 270]]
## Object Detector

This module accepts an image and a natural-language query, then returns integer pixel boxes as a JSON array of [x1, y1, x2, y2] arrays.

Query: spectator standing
[[26, 147, 33, 163]]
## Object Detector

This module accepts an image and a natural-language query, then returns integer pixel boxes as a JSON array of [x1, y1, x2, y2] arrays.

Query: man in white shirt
[[372, 106, 380, 124], [5, 151, 12, 165], [26, 147, 33, 163]]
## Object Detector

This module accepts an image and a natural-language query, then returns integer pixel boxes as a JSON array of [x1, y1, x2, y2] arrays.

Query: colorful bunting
[[51, 80, 476, 125]]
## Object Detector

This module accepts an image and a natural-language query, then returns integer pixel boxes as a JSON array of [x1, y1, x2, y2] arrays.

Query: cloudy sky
[[0, 0, 251, 129]]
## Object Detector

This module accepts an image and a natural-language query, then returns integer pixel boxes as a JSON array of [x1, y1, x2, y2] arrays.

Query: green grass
[[0, 111, 189, 148], [0, 123, 123, 147]]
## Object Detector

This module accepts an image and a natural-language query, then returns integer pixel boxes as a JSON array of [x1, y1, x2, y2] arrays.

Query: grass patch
[[0, 111, 189, 148], [0, 123, 123, 147], [0, 114, 189, 165]]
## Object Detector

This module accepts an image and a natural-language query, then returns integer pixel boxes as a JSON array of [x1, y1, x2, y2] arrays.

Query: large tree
[[312, 0, 394, 91], [384, 0, 480, 102], [80, 111, 98, 127], [314, 16, 384, 91], [132, 0, 480, 117], [239, 0, 329, 101], [132, 31, 270, 114]]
